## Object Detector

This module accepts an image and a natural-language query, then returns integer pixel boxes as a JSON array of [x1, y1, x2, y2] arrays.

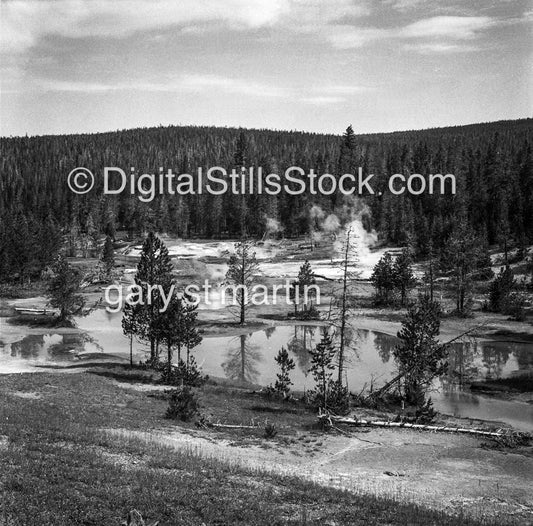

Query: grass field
[[0, 369, 498, 526]]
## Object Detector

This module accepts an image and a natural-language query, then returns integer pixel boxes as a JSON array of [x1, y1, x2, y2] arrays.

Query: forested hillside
[[1, 119, 532, 281]]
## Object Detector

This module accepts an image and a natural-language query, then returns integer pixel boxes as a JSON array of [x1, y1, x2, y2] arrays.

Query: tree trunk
[[150, 340, 155, 363], [322, 363, 327, 410], [338, 230, 350, 384], [167, 340, 172, 377], [240, 334, 246, 382], [240, 248, 246, 324], [429, 260, 434, 302]]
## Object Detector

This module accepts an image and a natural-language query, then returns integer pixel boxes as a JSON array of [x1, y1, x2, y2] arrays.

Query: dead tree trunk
[[318, 414, 505, 438]]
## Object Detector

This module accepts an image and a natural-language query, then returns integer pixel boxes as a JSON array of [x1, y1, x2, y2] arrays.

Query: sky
[[1, 0, 532, 137]]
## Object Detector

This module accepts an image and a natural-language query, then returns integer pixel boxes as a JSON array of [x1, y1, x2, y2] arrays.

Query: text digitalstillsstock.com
[[67, 166, 456, 200]]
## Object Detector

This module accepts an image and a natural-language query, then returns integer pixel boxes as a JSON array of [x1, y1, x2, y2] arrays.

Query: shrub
[[159, 358, 208, 387], [264, 422, 278, 439], [165, 386, 199, 421], [327, 380, 350, 415], [415, 397, 437, 424], [505, 291, 528, 322], [295, 305, 321, 320]]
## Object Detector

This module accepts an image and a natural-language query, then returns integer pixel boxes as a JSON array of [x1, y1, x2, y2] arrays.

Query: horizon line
[[1, 116, 532, 141]]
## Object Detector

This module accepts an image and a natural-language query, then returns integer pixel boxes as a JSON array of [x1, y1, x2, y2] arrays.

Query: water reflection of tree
[[481, 344, 510, 379], [513, 344, 533, 372], [373, 332, 395, 363], [338, 327, 364, 375], [264, 326, 276, 340], [47, 333, 102, 357], [440, 341, 479, 393], [287, 326, 317, 374], [222, 334, 262, 385], [10, 334, 45, 359]]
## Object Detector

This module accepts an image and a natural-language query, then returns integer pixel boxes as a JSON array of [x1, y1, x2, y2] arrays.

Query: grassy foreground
[[0, 371, 494, 526]]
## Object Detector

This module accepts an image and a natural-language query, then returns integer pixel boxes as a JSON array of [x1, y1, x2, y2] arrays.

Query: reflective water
[[1, 310, 532, 431]]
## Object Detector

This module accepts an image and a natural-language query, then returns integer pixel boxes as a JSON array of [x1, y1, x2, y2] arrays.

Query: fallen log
[[313, 273, 336, 282], [15, 307, 54, 315], [209, 423, 258, 429], [318, 414, 506, 438]]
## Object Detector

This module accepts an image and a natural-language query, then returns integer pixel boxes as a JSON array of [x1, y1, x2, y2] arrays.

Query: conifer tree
[[121, 301, 138, 366], [13, 213, 38, 284], [489, 266, 515, 312], [423, 239, 437, 302], [393, 296, 445, 406], [393, 249, 415, 306], [443, 218, 479, 315], [101, 236, 115, 275], [309, 328, 336, 411], [336, 125, 357, 208], [181, 294, 202, 368], [226, 240, 259, 324], [371, 252, 395, 305], [234, 130, 248, 237], [37, 215, 62, 272], [274, 347, 296, 398], [47, 254, 85, 322], [290, 259, 317, 315], [158, 291, 202, 379], [132, 232, 174, 364], [158, 291, 183, 377]]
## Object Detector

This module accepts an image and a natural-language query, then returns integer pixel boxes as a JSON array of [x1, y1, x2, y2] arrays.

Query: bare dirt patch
[[103, 422, 533, 522]]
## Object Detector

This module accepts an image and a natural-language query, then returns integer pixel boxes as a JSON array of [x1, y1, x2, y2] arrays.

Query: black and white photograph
[[0, 1, 532, 524]]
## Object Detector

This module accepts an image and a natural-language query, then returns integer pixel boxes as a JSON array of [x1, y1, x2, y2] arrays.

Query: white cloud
[[383, 0, 425, 12], [34, 75, 371, 107], [402, 42, 475, 54], [0, 0, 289, 53], [0, 0, 376, 54], [0, 0, 499, 60], [400, 16, 493, 40], [300, 96, 344, 105], [282, 0, 370, 28], [36, 74, 287, 98], [326, 26, 388, 49], [316, 85, 370, 94], [178, 74, 286, 98], [326, 15, 494, 51]]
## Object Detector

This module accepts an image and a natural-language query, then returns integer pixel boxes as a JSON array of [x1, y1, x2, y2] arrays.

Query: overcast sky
[[1, 0, 531, 137]]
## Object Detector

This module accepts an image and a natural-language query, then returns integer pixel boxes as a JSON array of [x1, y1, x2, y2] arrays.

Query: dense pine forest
[[1, 118, 532, 282]]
